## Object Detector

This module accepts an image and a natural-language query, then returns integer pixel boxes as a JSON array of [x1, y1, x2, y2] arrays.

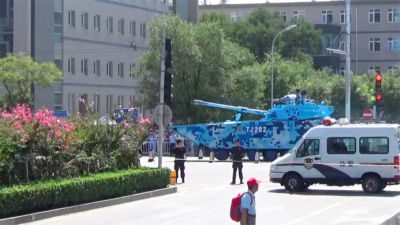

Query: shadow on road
[[268, 188, 400, 197]]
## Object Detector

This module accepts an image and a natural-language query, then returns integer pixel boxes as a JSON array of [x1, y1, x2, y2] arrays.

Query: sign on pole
[[153, 103, 173, 127], [362, 108, 373, 121]]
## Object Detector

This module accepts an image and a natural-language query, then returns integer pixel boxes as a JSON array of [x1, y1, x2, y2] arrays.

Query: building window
[[369, 38, 380, 52], [0, 44, 7, 58], [293, 10, 305, 23], [140, 23, 146, 37], [388, 8, 400, 23], [68, 10, 76, 27], [129, 95, 136, 107], [388, 37, 400, 52], [0, 0, 6, 19], [68, 57, 76, 74], [68, 93, 76, 114], [93, 94, 100, 113], [321, 9, 333, 24], [106, 95, 113, 113], [339, 67, 345, 75], [369, 9, 380, 23], [107, 17, 113, 33], [93, 60, 100, 76], [94, 14, 100, 31], [230, 12, 241, 22], [339, 10, 351, 24], [387, 66, 394, 74], [81, 58, 88, 75], [279, 11, 287, 22], [129, 63, 136, 78], [118, 95, 124, 108], [106, 61, 113, 77], [81, 12, 88, 30], [130, 20, 136, 36], [118, 18, 125, 35], [368, 65, 381, 74], [118, 62, 124, 77]]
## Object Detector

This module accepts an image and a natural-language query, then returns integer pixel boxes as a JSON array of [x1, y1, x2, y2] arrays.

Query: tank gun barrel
[[192, 99, 266, 116]]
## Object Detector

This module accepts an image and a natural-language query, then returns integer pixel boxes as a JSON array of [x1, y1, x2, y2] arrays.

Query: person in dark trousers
[[173, 139, 186, 183], [231, 139, 245, 185]]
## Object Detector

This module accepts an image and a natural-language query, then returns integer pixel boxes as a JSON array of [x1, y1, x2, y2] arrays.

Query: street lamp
[[270, 24, 297, 107], [326, 0, 351, 122]]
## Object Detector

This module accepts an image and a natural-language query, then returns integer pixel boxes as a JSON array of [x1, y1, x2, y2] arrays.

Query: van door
[[293, 139, 324, 182], [321, 137, 357, 185]]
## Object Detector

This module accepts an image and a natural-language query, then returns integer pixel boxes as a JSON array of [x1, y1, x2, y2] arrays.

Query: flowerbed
[[0, 105, 150, 186]]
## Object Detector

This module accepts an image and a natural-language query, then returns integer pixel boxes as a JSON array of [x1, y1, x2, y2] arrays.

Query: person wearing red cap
[[240, 177, 260, 225]]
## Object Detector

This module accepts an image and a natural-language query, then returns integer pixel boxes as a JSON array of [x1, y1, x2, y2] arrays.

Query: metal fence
[[141, 141, 196, 156]]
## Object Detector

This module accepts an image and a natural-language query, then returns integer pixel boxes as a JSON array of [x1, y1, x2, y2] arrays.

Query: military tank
[[172, 95, 334, 161]]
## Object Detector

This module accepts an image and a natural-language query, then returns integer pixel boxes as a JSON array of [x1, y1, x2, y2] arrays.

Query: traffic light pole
[[158, 33, 165, 169], [345, 0, 351, 122]]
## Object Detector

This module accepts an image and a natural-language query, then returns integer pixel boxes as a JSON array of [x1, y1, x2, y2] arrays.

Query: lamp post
[[270, 24, 297, 107], [326, 0, 351, 122]]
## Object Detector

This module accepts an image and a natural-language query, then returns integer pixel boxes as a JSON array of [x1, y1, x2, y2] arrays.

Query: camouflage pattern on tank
[[172, 96, 334, 160]]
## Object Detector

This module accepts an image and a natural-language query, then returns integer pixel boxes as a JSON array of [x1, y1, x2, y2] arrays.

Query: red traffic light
[[375, 93, 382, 101], [375, 74, 382, 82]]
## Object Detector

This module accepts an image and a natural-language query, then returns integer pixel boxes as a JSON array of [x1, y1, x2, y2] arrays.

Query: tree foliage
[[137, 15, 260, 123], [203, 9, 322, 62], [0, 54, 62, 108]]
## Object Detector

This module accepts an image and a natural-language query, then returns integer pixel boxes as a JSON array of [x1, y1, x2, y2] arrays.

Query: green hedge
[[0, 168, 170, 218]]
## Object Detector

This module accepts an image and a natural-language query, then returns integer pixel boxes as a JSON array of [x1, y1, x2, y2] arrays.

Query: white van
[[269, 123, 400, 193]]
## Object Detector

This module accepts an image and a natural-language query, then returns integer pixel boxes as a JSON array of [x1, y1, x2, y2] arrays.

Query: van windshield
[[289, 137, 304, 154]]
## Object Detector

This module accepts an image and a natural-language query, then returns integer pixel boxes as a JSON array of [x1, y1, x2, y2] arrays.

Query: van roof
[[307, 123, 400, 136]]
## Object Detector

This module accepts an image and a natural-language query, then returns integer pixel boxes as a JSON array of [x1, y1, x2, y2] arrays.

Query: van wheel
[[362, 175, 382, 193], [284, 173, 305, 193]]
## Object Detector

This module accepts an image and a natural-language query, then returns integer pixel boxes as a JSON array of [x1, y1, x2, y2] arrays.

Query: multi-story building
[[200, 0, 400, 75], [0, 0, 169, 115]]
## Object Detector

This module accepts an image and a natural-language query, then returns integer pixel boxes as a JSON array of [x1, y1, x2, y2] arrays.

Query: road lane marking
[[281, 200, 350, 225], [160, 205, 228, 225]]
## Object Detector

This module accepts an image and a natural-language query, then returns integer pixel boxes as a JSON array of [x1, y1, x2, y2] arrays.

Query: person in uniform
[[172, 139, 186, 183], [240, 177, 260, 225], [231, 139, 245, 185]]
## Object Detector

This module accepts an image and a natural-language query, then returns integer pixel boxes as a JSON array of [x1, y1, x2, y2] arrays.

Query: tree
[[205, 8, 322, 62], [0, 54, 61, 108], [137, 15, 259, 123]]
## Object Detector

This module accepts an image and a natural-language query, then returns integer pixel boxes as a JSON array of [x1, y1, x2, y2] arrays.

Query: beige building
[[0, 0, 169, 115], [200, 0, 400, 75]]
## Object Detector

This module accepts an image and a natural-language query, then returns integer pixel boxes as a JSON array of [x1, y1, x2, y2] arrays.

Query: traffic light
[[164, 39, 173, 107], [375, 73, 382, 101], [375, 73, 383, 113]]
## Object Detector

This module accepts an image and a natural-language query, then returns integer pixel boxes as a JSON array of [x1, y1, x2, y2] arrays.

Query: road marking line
[[160, 205, 228, 225], [281, 200, 349, 225]]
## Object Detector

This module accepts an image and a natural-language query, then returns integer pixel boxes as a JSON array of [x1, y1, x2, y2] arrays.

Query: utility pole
[[158, 33, 165, 169], [345, 0, 351, 122]]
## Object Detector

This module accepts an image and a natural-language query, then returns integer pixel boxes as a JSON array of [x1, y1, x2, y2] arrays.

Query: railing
[[141, 141, 196, 156]]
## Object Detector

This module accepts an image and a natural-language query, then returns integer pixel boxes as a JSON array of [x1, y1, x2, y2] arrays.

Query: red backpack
[[230, 192, 253, 222]]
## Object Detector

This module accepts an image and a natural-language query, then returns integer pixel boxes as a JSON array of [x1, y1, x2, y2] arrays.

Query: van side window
[[327, 137, 356, 154], [296, 139, 320, 157], [359, 137, 389, 154]]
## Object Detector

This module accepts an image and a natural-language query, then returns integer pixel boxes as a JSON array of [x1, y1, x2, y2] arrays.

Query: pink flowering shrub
[[0, 105, 149, 185]]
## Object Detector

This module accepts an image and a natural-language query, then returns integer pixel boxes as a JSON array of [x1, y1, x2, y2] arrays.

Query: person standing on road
[[231, 139, 245, 185], [241, 177, 260, 225], [172, 139, 186, 183]]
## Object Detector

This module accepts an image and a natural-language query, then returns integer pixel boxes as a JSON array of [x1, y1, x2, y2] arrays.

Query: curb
[[0, 186, 177, 225], [380, 212, 400, 225]]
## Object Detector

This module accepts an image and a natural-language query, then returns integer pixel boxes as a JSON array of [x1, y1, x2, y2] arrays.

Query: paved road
[[24, 156, 400, 225]]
